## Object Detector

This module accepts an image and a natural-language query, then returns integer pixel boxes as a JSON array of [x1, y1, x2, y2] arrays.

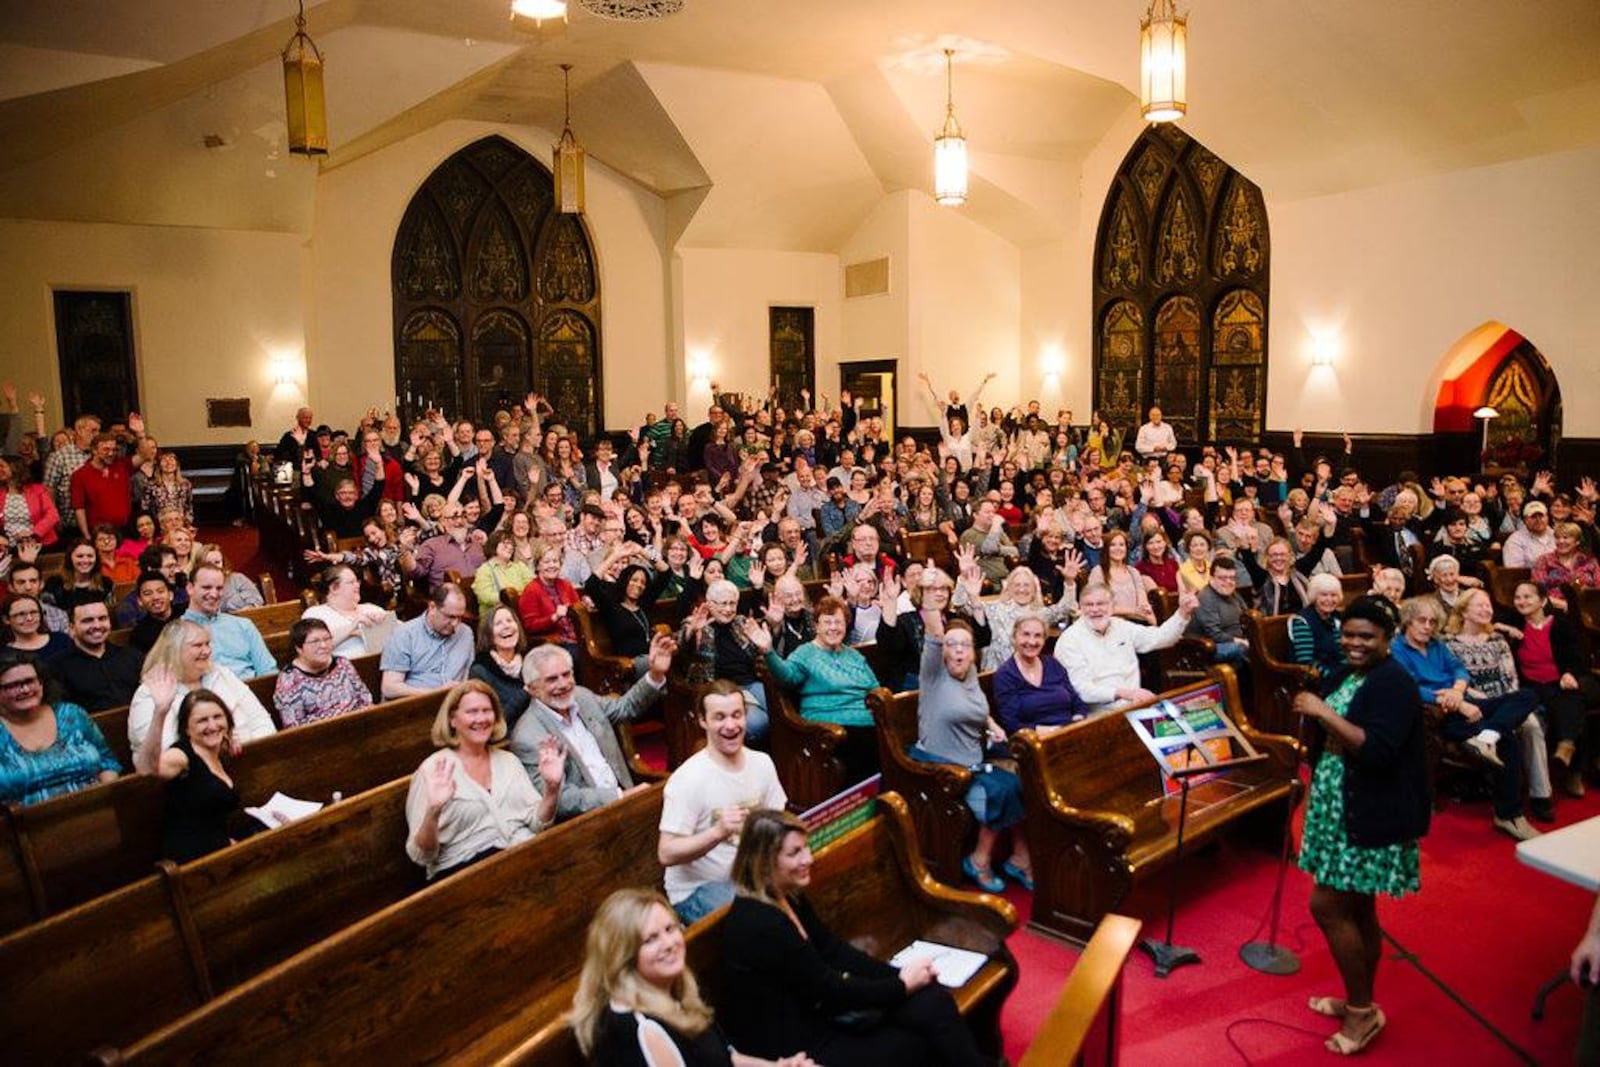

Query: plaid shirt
[[44, 442, 88, 520], [740, 476, 783, 522]]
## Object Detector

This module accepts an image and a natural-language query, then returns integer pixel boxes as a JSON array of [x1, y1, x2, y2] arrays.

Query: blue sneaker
[[962, 855, 1005, 894], [1001, 859, 1035, 892]]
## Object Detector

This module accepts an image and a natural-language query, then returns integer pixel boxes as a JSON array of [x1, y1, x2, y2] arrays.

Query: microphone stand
[[1239, 677, 1312, 976]]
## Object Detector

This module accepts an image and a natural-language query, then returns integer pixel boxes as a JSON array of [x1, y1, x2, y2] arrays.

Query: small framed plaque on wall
[[206, 398, 252, 428]]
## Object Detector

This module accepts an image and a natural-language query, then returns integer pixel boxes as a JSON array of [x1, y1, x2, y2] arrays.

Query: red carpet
[[998, 786, 1598, 1065]]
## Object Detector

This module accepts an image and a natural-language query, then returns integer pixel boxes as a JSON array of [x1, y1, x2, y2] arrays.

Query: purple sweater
[[993, 655, 1089, 734]]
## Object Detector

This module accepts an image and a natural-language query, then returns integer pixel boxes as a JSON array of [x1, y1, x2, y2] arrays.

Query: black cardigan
[[1312, 655, 1430, 848], [718, 894, 905, 1060]]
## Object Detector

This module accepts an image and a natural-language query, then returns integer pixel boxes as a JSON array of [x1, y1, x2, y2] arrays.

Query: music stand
[[1126, 694, 1269, 979]]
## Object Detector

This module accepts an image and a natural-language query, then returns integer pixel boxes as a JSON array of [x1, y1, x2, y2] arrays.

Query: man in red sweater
[[70, 432, 134, 538]]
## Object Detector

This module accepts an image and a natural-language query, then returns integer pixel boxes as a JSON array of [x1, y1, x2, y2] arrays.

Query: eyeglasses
[[0, 677, 39, 692], [8, 610, 39, 620]]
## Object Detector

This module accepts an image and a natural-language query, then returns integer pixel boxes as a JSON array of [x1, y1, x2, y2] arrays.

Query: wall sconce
[[1040, 348, 1064, 379], [688, 352, 713, 390], [1310, 334, 1337, 368], [273, 357, 299, 386]]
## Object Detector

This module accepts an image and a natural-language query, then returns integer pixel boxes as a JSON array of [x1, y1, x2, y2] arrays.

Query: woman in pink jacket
[[0, 457, 59, 548]]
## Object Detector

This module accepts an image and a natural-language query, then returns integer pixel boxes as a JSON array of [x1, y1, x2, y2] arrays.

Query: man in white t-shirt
[[658, 680, 787, 924]]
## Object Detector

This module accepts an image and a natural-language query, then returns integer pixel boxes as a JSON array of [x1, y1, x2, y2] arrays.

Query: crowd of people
[[2, 379, 1599, 1061]]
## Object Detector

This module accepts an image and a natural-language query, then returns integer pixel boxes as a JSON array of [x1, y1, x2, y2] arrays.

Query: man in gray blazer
[[509, 632, 675, 819]]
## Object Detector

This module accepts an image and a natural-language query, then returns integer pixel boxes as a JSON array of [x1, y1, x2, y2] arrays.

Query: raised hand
[[26, 391, 44, 411], [1176, 589, 1200, 617], [425, 753, 457, 809], [1292, 427, 1304, 448], [535, 736, 565, 791], [763, 597, 785, 627], [643, 633, 677, 679], [687, 553, 704, 580], [741, 616, 773, 652], [145, 664, 178, 714], [747, 560, 766, 589], [1060, 546, 1086, 581], [826, 573, 846, 599], [127, 412, 146, 435], [879, 571, 902, 608]]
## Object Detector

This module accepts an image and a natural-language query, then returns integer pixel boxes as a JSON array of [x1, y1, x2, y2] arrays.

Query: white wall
[[905, 193, 1022, 426], [1268, 143, 1600, 435], [673, 246, 839, 418], [0, 218, 308, 444], [310, 119, 671, 435], [838, 192, 912, 419]]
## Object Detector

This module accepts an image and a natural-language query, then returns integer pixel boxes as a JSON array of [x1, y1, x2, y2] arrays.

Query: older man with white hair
[[1055, 581, 1198, 714], [508, 632, 675, 820]]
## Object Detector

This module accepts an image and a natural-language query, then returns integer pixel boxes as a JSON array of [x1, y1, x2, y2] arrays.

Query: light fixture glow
[[511, 0, 568, 25], [1140, 0, 1188, 123], [934, 48, 967, 206], [553, 63, 586, 214], [1473, 406, 1500, 420], [1310, 335, 1336, 368], [281, 0, 328, 156]]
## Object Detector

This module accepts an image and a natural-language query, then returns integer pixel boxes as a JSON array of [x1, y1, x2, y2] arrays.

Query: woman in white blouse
[[303, 564, 391, 657], [129, 620, 276, 772], [405, 680, 563, 881]]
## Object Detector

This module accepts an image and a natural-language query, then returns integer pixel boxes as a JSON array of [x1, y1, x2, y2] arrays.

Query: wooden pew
[[3, 687, 447, 927], [1009, 667, 1299, 944], [570, 602, 640, 696], [865, 672, 997, 886], [1018, 914, 1142, 1066], [767, 681, 848, 811], [0, 779, 419, 1066], [1338, 571, 1371, 608], [102, 791, 1020, 1067], [1242, 610, 1316, 737], [98, 784, 670, 1065], [1481, 561, 1530, 615]]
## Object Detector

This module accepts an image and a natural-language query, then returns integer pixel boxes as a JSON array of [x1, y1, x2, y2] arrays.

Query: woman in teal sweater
[[746, 595, 880, 782]]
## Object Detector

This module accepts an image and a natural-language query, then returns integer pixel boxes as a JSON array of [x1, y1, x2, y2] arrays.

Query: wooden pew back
[[0, 779, 418, 1065], [107, 785, 669, 1066], [865, 673, 996, 885], [1009, 668, 1298, 942], [0, 872, 206, 1067], [6, 686, 444, 928], [1242, 610, 1316, 736]]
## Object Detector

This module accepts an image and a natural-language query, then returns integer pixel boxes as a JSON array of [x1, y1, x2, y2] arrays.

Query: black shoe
[[1529, 797, 1556, 823]]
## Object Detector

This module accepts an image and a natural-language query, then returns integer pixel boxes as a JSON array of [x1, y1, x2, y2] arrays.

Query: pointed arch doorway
[[1431, 323, 1561, 477], [390, 135, 604, 437]]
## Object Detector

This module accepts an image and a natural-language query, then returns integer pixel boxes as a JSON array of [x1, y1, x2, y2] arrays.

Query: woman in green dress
[[1292, 596, 1430, 1056]]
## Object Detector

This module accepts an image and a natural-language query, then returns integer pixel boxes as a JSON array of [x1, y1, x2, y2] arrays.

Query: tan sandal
[[1307, 995, 1347, 1018], [1325, 1006, 1385, 1055]]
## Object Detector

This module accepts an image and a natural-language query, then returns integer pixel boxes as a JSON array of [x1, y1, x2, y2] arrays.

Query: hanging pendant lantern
[[1140, 0, 1188, 123], [933, 48, 967, 206], [282, 0, 328, 156], [553, 63, 586, 214]]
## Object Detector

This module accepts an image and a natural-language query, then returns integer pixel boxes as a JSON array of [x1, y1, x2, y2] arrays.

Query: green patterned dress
[[1298, 674, 1421, 897]]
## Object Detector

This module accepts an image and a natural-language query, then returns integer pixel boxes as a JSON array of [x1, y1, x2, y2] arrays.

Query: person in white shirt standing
[[1054, 581, 1198, 713], [1134, 405, 1178, 461]]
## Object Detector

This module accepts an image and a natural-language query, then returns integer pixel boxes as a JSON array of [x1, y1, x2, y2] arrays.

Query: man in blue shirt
[[380, 583, 474, 700], [183, 564, 276, 679]]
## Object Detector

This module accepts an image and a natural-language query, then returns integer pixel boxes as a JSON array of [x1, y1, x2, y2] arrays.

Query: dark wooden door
[[54, 291, 139, 424], [769, 307, 815, 413]]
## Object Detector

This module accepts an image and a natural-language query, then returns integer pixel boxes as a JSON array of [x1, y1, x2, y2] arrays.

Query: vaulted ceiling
[[1, 0, 1597, 250]]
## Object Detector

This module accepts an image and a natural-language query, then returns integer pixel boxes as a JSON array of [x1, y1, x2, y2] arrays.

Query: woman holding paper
[[718, 808, 983, 1067], [151, 686, 264, 862], [1290, 596, 1429, 1056]]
